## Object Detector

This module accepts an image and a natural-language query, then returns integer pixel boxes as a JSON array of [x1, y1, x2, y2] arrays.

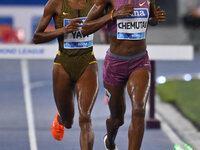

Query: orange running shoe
[[51, 110, 65, 141]]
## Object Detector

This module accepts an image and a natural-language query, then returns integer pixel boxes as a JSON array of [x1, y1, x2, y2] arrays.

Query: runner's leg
[[104, 82, 126, 150], [53, 64, 75, 128], [127, 69, 150, 150], [76, 63, 98, 150]]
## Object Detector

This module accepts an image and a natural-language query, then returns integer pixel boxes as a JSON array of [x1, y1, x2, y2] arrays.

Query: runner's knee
[[79, 113, 92, 129], [107, 117, 124, 128], [132, 102, 145, 117]]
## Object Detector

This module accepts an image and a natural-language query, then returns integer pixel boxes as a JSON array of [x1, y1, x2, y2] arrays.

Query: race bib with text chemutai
[[63, 17, 93, 49], [117, 8, 149, 40]]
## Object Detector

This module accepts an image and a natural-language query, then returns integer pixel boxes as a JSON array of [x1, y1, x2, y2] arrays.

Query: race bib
[[63, 17, 93, 49], [117, 8, 149, 40]]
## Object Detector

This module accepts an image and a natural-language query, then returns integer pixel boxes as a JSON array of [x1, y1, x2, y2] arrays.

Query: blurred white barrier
[[0, 44, 194, 60]]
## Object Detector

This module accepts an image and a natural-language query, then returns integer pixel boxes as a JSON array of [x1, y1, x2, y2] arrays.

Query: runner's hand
[[64, 19, 83, 33], [113, 4, 134, 19], [154, 6, 166, 23]]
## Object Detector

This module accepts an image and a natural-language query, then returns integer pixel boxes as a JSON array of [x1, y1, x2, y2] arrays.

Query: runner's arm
[[149, 0, 166, 26], [81, 0, 111, 36], [148, 0, 158, 25], [32, 0, 82, 44], [81, 0, 134, 36]]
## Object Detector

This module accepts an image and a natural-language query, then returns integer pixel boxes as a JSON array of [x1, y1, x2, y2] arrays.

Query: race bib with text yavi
[[63, 17, 93, 49], [117, 8, 149, 40]]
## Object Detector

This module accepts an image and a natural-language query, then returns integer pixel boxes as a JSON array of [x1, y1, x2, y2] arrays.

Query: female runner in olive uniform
[[33, 0, 98, 150]]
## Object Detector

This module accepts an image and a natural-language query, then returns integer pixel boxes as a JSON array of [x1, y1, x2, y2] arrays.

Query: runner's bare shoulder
[[43, 0, 62, 16]]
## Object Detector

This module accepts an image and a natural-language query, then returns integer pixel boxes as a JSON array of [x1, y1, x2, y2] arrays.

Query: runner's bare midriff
[[110, 36, 146, 56]]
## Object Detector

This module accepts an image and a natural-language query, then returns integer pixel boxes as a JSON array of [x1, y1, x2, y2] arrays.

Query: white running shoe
[[103, 135, 118, 150]]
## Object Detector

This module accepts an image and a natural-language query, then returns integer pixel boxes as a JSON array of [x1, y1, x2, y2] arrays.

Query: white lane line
[[21, 60, 38, 150], [155, 113, 184, 146], [155, 96, 198, 149]]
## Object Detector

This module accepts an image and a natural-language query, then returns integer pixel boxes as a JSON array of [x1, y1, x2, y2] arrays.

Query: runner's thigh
[[127, 69, 150, 107], [53, 64, 75, 120], [104, 82, 126, 118], [76, 63, 98, 116]]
